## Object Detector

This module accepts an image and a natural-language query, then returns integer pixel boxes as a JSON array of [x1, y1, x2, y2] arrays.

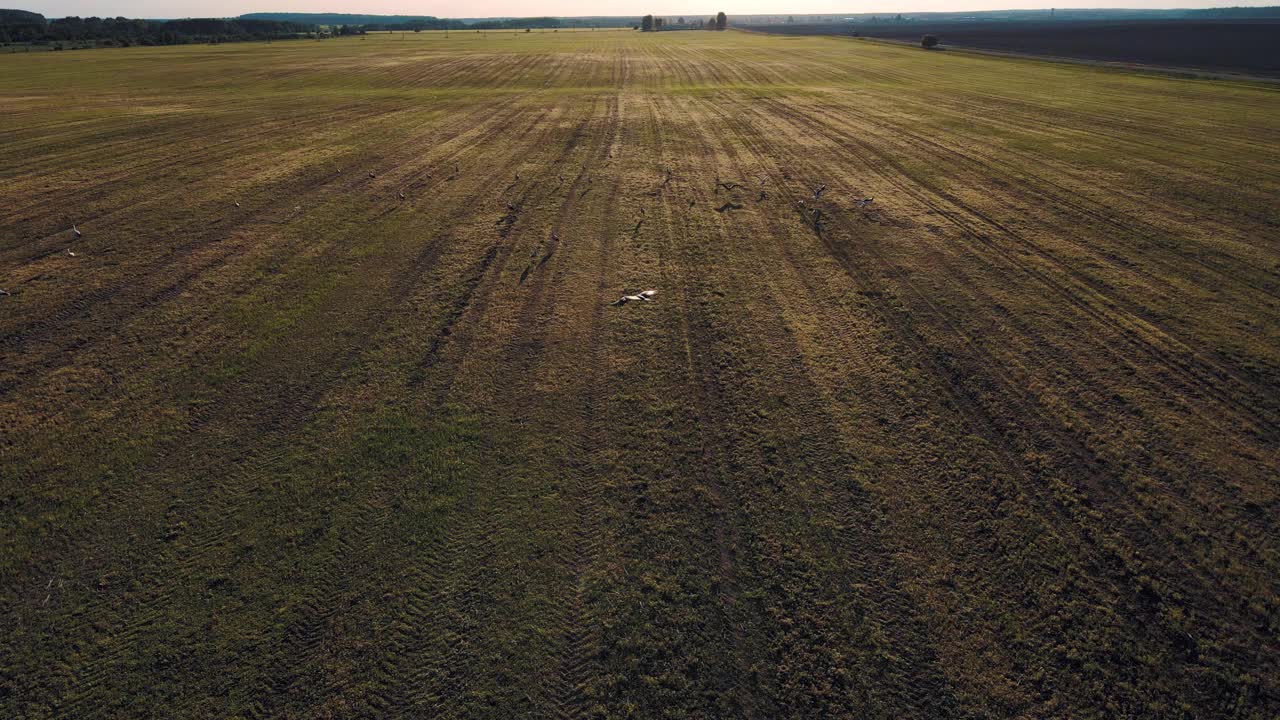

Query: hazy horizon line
[[13, 0, 1277, 24]]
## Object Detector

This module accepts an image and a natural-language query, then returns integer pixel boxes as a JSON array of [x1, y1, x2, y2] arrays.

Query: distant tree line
[[640, 11, 727, 31], [864, 14, 914, 24], [360, 18, 466, 31], [470, 17, 570, 29], [371, 16, 575, 30], [244, 12, 643, 29], [242, 12, 462, 27], [0, 10, 317, 45]]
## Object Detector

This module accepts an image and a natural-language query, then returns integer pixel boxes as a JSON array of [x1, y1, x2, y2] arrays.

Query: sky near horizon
[[16, 0, 1273, 21]]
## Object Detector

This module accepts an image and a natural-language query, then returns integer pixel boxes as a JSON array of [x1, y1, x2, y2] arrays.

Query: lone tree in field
[[716, 12, 728, 30], [921, 34, 939, 49], [641, 14, 654, 32]]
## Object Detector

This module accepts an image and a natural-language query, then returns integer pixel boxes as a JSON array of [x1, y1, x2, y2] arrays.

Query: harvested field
[[2, 29, 1279, 718]]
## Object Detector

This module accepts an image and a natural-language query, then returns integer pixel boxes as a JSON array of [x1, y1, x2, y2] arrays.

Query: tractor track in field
[[125, 96, 556, 552], [0, 103, 388, 249], [757, 100, 1280, 475], [822, 101, 1280, 300], [532, 96, 621, 720], [757, 96, 1280, 430], [931, 90, 1275, 184], [2, 114, 225, 186], [405, 112, 597, 400], [714, 105, 1083, 539], [660, 203, 764, 714], [869, 113, 1277, 282], [748, 98, 1280, 560], [708, 98, 1197, 706], [445, 91, 625, 718], [357, 104, 615, 715], [757, 97, 1280, 440], [762, 98, 1219, 535], [638, 98, 756, 717], [3, 64, 576, 273], [821, 104, 1280, 406], [907, 243, 1280, 538], [28, 102, 579, 718], [50, 226, 455, 717], [0, 99, 515, 346], [583, 95, 762, 712], [0, 99, 539, 400], [715, 97, 1280, 689], [396, 145, 603, 715], [683, 95, 962, 716], [694, 97, 968, 714]]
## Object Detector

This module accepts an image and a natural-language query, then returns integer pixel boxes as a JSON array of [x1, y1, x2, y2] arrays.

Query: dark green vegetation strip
[[2, 30, 1278, 718]]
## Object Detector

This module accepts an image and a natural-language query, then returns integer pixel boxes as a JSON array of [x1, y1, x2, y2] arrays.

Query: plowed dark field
[[747, 20, 1280, 76], [3, 29, 1279, 718]]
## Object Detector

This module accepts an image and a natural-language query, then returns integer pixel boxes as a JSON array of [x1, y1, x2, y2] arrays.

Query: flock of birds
[[610, 179, 872, 306], [63, 224, 82, 257], [605, 177, 873, 307]]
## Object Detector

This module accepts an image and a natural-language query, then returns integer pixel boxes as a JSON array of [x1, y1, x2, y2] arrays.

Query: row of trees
[[327, 17, 586, 32], [0, 11, 317, 45], [459, 17, 569, 30], [243, 12, 641, 29], [640, 12, 727, 32]]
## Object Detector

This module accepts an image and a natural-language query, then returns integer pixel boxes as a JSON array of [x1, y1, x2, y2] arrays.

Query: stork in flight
[[856, 197, 874, 208], [610, 289, 656, 306]]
